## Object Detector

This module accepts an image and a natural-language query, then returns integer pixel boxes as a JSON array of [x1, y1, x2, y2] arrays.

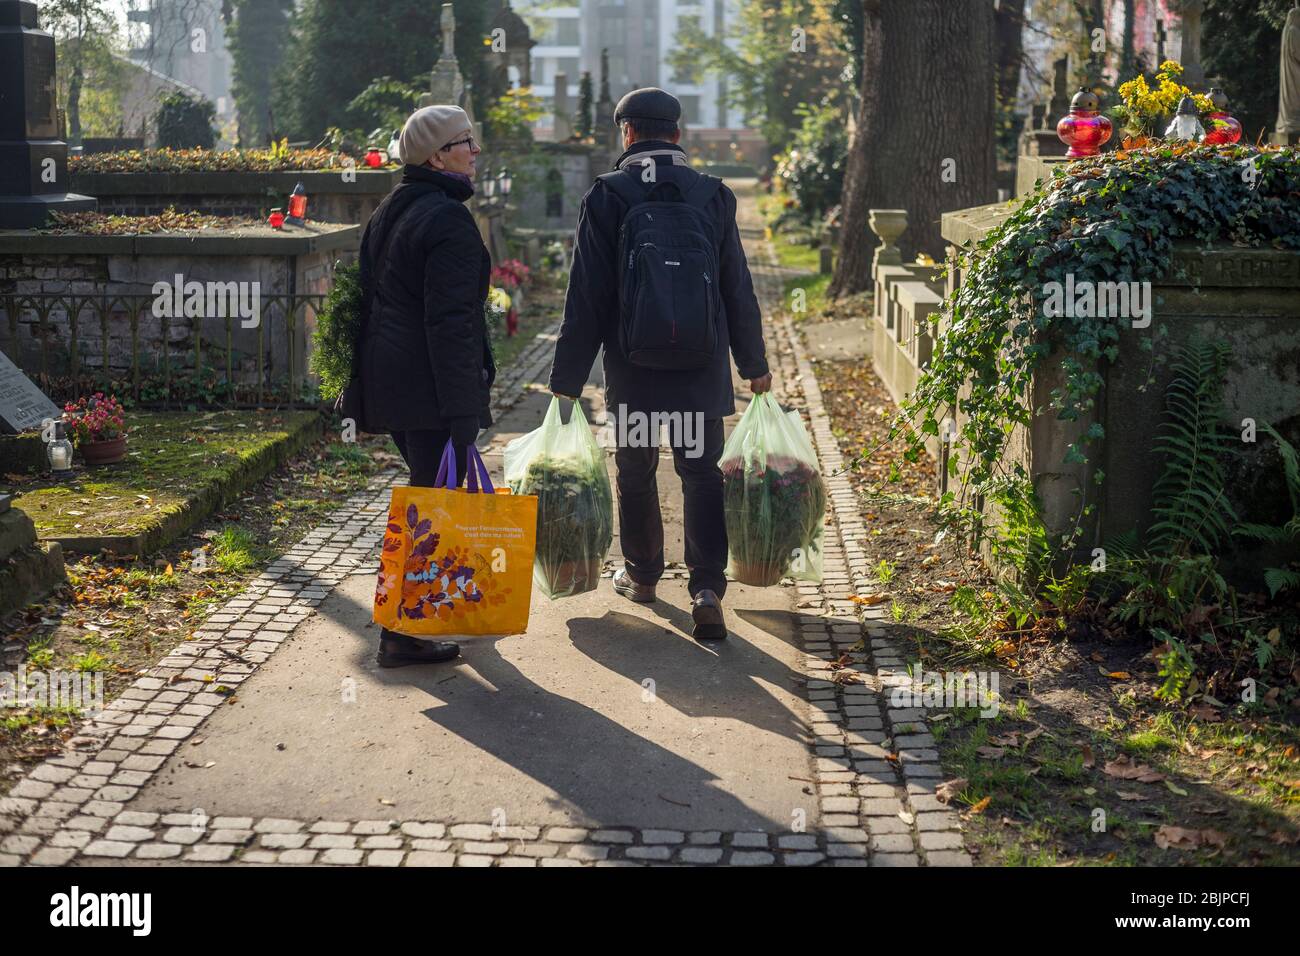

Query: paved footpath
[[0, 184, 970, 867]]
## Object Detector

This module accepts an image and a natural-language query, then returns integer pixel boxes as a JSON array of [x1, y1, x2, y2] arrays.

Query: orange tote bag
[[373, 440, 538, 636]]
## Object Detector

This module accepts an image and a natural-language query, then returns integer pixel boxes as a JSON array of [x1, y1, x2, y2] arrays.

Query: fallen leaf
[[1153, 825, 1227, 851], [968, 796, 991, 815], [935, 778, 969, 804], [1103, 756, 1164, 783], [977, 746, 1006, 760], [1164, 780, 1189, 796], [1081, 744, 1095, 768], [1117, 790, 1150, 801]]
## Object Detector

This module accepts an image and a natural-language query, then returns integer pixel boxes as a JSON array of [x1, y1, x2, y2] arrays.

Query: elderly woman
[[358, 104, 494, 667]]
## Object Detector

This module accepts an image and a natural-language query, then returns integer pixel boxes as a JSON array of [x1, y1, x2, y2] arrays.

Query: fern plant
[[1147, 339, 1236, 556], [1235, 422, 1300, 596], [1103, 341, 1235, 636]]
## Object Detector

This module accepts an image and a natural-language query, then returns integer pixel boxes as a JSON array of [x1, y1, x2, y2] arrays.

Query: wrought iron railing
[[0, 293, 328, 409]]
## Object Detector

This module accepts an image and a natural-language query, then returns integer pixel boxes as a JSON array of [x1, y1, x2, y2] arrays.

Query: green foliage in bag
[[504, 397, 614, 599], [309, 261, 363, 401], [721, 393, 827, 586]]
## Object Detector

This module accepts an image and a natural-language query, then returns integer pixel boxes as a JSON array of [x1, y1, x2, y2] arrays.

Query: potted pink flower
[[63, 393, 128, 465]]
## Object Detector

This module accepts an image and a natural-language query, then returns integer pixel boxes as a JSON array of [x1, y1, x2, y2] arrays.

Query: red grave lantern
[[1056, 88, 1113, 158], [1203, 88, 1242, 146], [365, 146, 383, 168], [287, 181, 308, 224], [268, 207, 285, 229]]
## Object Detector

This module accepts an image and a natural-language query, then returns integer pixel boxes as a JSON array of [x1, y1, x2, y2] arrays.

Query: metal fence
[[0, 293, 328, 409]]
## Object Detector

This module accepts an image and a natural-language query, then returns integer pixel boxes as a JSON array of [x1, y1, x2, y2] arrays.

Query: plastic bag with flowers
[[721, 392, 827, 586], [373, 440, 538, 636]]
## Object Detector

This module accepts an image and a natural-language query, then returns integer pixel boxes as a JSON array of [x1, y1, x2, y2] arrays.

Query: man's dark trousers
[[615, 418, 727, 599]]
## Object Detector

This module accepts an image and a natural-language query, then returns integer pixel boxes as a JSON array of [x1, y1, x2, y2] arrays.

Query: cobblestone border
[[769, 307, 972, 867]]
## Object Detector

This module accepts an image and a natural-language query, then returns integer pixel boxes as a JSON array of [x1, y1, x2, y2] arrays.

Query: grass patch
[[6, 409, 320, 544], [211, 527, 265, 573]]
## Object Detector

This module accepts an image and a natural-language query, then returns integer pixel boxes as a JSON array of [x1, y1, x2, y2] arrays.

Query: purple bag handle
[[434, 439, 459, 489], [434, 438, 495, 494]]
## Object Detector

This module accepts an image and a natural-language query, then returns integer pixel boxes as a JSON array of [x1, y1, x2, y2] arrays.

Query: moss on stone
[[7, 409, 322, 553]]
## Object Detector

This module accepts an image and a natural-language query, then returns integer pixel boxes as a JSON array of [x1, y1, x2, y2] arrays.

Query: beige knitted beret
[[397, 105, 473, 167]]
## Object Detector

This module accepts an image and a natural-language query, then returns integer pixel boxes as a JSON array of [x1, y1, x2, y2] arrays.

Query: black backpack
[[597, 167, 723, 370]]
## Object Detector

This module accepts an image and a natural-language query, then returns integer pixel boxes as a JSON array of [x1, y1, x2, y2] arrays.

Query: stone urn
[[868, 209, 908, 269]]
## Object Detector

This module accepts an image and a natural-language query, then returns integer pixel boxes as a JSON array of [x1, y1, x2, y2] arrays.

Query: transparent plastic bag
[[721, 392, 827, 586], [504, 396, 614, 599]]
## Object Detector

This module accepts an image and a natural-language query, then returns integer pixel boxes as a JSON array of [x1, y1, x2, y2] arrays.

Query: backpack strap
[[597, 168, 648, 208], [683, 173, 722, 211]]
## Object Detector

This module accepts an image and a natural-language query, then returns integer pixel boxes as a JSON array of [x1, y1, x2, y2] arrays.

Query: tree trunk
[[828, 0, 883, 300], [831, 0, 997, 297]]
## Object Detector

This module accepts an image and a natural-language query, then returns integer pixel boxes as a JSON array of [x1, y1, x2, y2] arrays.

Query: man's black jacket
[[548, 141, 769, 418]]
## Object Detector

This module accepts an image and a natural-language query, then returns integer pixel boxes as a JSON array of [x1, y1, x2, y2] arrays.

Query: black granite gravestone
[[0, 0, 96, 228], [0, 348, 60, 434]]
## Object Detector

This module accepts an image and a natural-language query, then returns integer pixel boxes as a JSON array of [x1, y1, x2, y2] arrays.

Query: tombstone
[[553, 71, 572, 141], [0, 0, 96, 228], [489, 2, 534, 94], [422, 2, 466, 109], [1022, 57, 1072, 157], [1172, 0, 1206, 88], [595, 47, 618, 152], [0, 348, 60, 435]]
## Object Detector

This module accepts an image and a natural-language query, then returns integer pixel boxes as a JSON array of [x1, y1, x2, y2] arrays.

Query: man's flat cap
[[613, 87, 682, 125]]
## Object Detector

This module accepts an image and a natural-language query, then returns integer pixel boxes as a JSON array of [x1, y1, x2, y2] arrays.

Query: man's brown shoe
[[612, 568, 656, 603], [691, 590, 726, 641]]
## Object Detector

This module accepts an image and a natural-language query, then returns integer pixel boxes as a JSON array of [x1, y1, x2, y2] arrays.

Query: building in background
[[516, 0, 737, 136], [124, 0, 234, 139]]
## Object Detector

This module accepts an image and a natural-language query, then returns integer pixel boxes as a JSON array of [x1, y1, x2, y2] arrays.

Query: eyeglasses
[[441, 134, 478, 151]]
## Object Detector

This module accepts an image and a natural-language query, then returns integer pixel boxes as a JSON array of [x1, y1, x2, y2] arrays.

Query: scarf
[[613, 140, 690, 171]]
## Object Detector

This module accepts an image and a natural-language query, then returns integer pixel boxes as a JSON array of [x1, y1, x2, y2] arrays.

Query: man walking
[[548, 88, 772, 642]]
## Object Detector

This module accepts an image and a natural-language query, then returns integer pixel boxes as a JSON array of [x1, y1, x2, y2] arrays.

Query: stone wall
[[510, 143, 600, 233], [0, 225, 357, 399], [930, 201, 1300, 574]]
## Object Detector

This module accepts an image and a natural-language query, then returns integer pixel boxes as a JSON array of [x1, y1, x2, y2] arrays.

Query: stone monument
[[595, 48, 619, 154], [423, 2, 466, 109], [0, 0, 95, 228], [553, 71, 572, 141], [1022, 57, 1072, 157], [1171, 0, 1206, 88], [489, 2, 534, 92], [1277, 0, 1300, 146]]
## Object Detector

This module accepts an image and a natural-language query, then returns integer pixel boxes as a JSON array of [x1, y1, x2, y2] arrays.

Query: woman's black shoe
[[377, 633, 461, 667]]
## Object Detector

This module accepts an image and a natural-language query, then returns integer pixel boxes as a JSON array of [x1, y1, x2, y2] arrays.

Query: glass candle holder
[[1056, 88, 1113, 158]]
